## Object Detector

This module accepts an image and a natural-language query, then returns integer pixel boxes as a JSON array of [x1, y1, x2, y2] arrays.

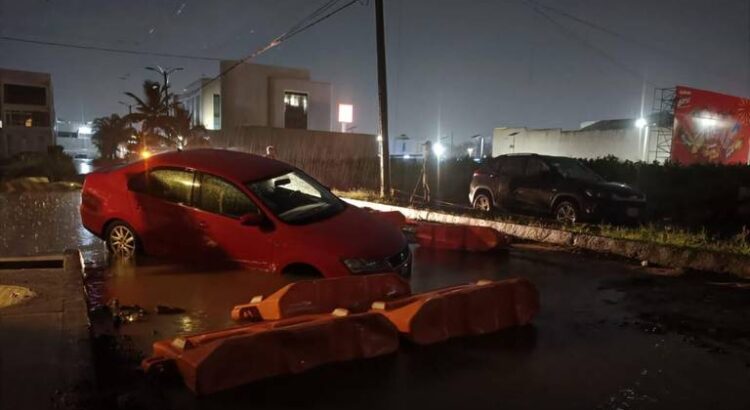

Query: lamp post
[[635, 118, 647, 161], [145, 65, 183, 102], [117, 101, 132, 115], [433, 142, 446, 198]]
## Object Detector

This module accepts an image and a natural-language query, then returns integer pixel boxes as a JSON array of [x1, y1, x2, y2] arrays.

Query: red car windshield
[[247, 171, 344, 223]]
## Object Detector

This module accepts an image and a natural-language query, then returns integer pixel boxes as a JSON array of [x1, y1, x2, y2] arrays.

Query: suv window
[[196, 173, 258, 218], [148, 169, 195, 204], [499, 156, 526, 177], [525, 157, 550, 177]]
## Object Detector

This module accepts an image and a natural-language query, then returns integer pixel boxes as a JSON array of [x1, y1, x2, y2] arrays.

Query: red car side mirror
[[239, 213, 264, 226]]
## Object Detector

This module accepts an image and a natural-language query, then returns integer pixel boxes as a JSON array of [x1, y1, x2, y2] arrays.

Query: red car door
[[129, 168, 198, 257], [190, 172, 275, 271]]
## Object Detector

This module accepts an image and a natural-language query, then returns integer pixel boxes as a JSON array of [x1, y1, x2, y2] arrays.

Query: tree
[[167, 97, 210, 148], [124, 80, 174, 149], [92, 114, 133, 160]]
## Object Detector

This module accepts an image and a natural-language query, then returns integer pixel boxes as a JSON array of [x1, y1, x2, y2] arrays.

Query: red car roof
[[142, 149, 294, 182]]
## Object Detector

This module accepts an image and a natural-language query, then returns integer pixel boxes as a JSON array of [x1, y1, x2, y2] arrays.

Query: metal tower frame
[[650, 87, 676, 162]]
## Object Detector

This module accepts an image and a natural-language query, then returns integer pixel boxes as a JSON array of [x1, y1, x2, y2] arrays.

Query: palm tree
[[168, 100, 209, 148], [92, 114, 133, 160], [124, 80, 174, 148]]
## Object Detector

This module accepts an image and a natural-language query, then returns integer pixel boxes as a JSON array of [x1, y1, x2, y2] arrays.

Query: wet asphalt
[[2, 191, 750, 410]]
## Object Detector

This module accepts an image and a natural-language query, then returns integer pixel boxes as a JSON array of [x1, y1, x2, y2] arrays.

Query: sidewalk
[[0, 250, 92, 409]]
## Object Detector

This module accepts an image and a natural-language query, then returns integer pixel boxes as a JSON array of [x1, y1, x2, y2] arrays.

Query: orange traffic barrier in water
[[231, 273, 411, 322], [414, 222, 508, 251], [371, 277, 539, 345], [142, 311, 399, 395]]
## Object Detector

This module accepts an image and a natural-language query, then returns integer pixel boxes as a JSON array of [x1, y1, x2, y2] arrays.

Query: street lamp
[[432, 142, 446, 158], [118, 100, 132, 115], [145, 65, 183, 100]]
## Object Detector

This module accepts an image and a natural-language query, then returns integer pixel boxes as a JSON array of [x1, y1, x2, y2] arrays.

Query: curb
[[62, 249, 94, 389], [344, 198, 750, 279]]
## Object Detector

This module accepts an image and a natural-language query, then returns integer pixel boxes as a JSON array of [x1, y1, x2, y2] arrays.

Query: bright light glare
[[403, 154, 411, 159], [695, 117, 719, 128], [78, 126, 93, 134], [376, 135, 383, 142], [433, 142, 446, 157], [140, 150, 152, 159], [467, 147, 474, 156], [338, 104, 353, 123], [635, 118, 647, 129]]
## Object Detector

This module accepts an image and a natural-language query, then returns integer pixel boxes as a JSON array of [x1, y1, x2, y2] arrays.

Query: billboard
[[671, 86, 750, 164]]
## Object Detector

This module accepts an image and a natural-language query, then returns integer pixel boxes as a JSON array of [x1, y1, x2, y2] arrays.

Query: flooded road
[[2, 191, 750, 409]]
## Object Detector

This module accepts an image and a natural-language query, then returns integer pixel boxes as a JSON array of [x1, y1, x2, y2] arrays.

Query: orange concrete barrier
[[414, 222, 507, 252], [231, 273, 411, 322], [372, 278, 539, 345], [142, 311, 399, 395]]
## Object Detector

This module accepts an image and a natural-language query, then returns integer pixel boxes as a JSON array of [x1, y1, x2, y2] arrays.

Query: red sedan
[[80, 149, 411, 277]]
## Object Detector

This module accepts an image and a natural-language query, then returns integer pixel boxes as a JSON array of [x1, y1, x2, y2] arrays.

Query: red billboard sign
[[671, 86, 750, 164]]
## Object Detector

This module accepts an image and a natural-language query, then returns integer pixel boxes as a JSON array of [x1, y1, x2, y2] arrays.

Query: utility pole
[[375, 0, 391, 197]]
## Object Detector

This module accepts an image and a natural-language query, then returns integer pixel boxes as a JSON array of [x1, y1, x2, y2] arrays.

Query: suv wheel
[[106, 222, 138, 259], [554, 200, 579, 224], [473, 193, 493, 212]]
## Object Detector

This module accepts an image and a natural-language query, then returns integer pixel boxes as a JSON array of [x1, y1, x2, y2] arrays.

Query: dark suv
[[469, 154, 646, 223]]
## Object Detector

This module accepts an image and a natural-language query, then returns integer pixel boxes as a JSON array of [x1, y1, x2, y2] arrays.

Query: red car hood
[[286, 205, 406, 259]]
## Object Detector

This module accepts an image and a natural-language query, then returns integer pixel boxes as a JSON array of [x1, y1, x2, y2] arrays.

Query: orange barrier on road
[[372, 278, 539, 345], [414, 222, 507, 252], [231, 273, 411, 322], [142, 311, 399, 395]]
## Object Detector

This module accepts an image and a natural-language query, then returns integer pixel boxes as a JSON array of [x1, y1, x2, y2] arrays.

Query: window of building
[[283, 91, 308, 129], [212, 94, 221, 130], [195, 173, 257, 218], [4, 84, 47, 105], [5, 111, 50, 127]]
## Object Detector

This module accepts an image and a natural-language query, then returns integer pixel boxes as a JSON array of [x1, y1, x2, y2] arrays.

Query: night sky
[[1, 0, 748, 144]]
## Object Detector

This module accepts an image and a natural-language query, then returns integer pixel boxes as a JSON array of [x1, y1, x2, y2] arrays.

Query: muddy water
[[3, 191, 750, 409]]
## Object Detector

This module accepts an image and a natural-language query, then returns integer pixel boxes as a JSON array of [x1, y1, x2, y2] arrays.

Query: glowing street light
[[432, 142, 446, 158], [140, 149, 152, 159], [467, 147, 474, 157], [635, 118, 647, 129]]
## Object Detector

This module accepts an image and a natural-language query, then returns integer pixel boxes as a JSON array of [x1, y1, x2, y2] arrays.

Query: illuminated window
[[212, 94, 221, 129], [284, 91, 308, 129]]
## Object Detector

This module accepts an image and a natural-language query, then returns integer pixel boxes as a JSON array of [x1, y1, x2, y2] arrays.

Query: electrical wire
[[521, 0, 658, 87], [524, 0, 734, 81], [0, 35, 224, 61], [200, 0, 359, 91]]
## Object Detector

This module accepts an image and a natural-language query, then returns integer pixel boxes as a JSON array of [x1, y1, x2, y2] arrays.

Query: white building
[[179, 62, 333, 132], [493, 115, 669, 163], [0, 68, 56, 158], [55, 119, 97, 158]]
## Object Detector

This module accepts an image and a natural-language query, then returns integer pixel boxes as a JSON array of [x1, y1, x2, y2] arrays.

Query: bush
[[0, 146, 78, 182], [580, 156, 750, 231]]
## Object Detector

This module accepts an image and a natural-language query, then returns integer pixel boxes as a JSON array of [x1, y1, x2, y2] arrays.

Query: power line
[[525, 0, 734, 81], [200, 0, 359, 92], [0, 35, 223, 61], [521, 0, 658, 87]]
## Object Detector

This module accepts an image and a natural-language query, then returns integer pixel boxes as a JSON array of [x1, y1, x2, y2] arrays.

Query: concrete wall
[[210, 126, 379, 189], [180, 78, 221, 130], [0, 68, 55, 159], [493, 126, 664, 162]]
